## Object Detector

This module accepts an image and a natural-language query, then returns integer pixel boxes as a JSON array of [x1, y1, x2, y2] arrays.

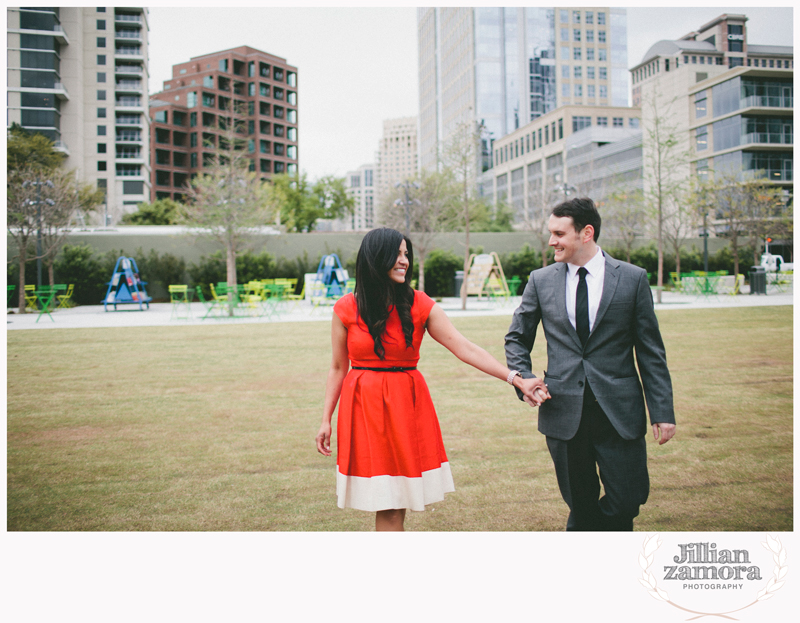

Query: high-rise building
[[7, 6, 151, 225], [346, 164, 376, 231], [148, 46, 298, 202], [631, 13, 793, 208], [376, 116, 418, 209], [417, 7, 627, 172]]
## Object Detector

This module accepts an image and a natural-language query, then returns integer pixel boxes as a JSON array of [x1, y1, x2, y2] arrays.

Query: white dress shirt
[[566, 247, 606, 332]]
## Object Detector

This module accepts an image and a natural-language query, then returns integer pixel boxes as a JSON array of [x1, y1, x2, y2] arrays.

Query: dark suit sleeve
[[632, 271, 675, 425], [505, 271, 542, 401]]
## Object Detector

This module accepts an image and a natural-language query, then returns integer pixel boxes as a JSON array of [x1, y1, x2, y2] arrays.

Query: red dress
[[333, 291, 455, 512]]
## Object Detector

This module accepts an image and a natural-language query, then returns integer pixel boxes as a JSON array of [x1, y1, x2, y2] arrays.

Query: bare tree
[[7, 165, 102, 312], [380, 169, 456, 291], [602, 187, 647, 263], [641, 86, 690, 302], [183, 103, 272, 315], [662, 184, 699, 278], [440, 120, 484, 310]]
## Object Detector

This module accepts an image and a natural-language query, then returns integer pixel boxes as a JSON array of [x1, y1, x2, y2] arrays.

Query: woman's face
[[387, 239, 409, 284]]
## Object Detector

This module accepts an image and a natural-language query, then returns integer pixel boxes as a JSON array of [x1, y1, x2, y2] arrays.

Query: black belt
[[351, 366, 417, 372]]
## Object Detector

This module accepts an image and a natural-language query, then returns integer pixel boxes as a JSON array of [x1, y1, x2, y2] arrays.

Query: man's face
[[548, 215, 589, 265]]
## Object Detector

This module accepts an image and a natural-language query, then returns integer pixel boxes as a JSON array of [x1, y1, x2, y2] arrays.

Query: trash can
[[749, 266, 767, 295], [454, 270, 464, 297]]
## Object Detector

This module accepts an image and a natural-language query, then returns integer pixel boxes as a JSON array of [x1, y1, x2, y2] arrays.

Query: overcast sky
[[148, 5, 794, 182]]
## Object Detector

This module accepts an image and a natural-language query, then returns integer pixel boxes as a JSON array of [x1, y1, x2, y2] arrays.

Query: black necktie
[[576, 267, 589, 346]]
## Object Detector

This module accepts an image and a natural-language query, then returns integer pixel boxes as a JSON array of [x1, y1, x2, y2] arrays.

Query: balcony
[[116, 115, 142, 126], [742, 132, 793, 146], [115, 80, 143, 94], [115, 14, 143, 24], [116, 97, 142, 108], [116, 131, 142, 142], [115, 47, 143, 58], [53, 139, 70, 155], [115, 30, 141, 40], [115, 65, 143, 75], [741, 95, 793, 110]]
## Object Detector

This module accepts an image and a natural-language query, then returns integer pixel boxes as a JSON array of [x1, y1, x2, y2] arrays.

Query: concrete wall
[[8, 226, 731, 266]]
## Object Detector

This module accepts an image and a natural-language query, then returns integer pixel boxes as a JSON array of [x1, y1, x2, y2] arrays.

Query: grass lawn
[[6, 305, 792, 531]]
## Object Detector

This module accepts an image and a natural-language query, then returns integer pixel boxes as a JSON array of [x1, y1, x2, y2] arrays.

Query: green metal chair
[[168, 285, 193, 320]]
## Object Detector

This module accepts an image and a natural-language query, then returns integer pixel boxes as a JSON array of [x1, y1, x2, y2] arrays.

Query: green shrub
[[421, 248, 462, 297], [499, 244, 544, 291]]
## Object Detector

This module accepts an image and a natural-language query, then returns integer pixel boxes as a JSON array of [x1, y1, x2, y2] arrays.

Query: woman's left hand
[[517, 377, 551, 407], [316, 423, 332, 456]]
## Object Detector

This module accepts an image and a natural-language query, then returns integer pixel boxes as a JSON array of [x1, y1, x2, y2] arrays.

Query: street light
[[22, 179, 55, 289], [553, 174, 577, 202], [394, 180, 419, 236]]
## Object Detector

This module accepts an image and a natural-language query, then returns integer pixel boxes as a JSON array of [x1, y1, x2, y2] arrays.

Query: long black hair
[[354, 227, 415, 360]]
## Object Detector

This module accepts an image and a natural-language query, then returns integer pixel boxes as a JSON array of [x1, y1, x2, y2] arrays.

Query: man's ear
[[582, 224, 595, 243]]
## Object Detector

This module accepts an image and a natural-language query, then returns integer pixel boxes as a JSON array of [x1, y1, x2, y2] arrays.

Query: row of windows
[[559, 10, 605, 25], [562, 66, 608, 80], [181, 58, 297, 87], [154, 128, 296, 153], [153, 110, 296, 140], [695, 116, 793, 152], [562, 84, 608, 98], [560, 29, 607, 44], [495, 119, 564, 166], [560, 47, 608, 62]]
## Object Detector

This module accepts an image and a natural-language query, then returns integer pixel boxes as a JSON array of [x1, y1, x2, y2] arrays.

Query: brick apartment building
[[148, 46, 298, 202]]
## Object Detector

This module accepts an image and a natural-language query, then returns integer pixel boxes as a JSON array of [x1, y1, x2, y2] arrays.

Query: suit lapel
[[554, 263, 584, 350], [591, 252, 621, 335]]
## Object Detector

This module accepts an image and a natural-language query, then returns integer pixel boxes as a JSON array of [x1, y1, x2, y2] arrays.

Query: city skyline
[[146, 6, 792, 182]]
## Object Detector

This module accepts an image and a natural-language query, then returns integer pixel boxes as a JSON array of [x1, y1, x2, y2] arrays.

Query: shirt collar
[[568, 247, 604, 278]]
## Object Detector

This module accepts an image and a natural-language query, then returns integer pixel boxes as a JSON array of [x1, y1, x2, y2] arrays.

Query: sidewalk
[[6, 287, 794, 331]]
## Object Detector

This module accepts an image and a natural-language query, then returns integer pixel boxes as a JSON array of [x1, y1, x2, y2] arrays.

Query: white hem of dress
[[336, 463, 455, 512]]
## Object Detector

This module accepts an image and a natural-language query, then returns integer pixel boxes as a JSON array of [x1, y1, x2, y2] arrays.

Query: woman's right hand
[[517, 377, 551, 407], [316, 422, 332, 456]]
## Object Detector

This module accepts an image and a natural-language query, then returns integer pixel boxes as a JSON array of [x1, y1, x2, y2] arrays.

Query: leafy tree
[[6, 123, 64, 174], [121, 199, 185, 225], [269, 173, 353, 232], [601, 188, 647, 264], [311, 175, 355, 226], [183, 103, 271, 315]]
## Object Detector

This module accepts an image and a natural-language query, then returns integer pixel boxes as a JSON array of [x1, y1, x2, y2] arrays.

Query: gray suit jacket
[[505, 252, 675, 441]]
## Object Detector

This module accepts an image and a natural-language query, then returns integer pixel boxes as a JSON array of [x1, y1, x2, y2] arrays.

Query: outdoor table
[[169, 285, 195, 320], [34, 289, 57, 323]]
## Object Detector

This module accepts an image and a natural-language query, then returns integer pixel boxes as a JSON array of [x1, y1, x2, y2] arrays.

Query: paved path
[[6, 287, 793, 331]]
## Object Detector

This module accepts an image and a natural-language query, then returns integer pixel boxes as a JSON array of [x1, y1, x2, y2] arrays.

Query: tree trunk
[[417, 254, 425, 292], [675, 246, 681, 279], [48, 261, 55, 286], [17, 248, 27, 314], [461, 186, 470, 310], [656, 200, 664, 303], [226, 243, 237, 317]]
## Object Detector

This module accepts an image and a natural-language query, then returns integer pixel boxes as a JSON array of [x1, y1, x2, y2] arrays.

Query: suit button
[[578, 381, 584, 387]]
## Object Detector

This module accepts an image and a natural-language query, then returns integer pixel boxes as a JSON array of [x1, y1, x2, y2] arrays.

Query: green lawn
[[6, 305, 793, 531]]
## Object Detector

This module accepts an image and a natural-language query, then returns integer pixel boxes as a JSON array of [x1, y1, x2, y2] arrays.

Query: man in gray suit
[[505, 197, 675, 531]]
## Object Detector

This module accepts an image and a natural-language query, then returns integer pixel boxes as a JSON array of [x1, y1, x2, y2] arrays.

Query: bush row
[[7, 241, 753, 307]]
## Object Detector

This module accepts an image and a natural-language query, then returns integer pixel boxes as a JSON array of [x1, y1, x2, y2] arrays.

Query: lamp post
[[553, 175, 577, 202], [394, 180, 419, 236], [22, 178, 55, 289], [699, 212, 710, 273]]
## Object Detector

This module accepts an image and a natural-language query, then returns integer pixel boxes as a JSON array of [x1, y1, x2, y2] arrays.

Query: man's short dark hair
[[551, 197, 601, 241]]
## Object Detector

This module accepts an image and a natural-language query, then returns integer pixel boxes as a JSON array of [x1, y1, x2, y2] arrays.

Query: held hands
[[652, 422, 676, 445], [316, 422, 332, 456], [517, 376, 551, 408]]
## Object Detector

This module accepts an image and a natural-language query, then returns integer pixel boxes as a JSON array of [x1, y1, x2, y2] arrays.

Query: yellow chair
[[168, 285, 193, 320], [24, 285, 38, 311], [56, 284, 75, 309]]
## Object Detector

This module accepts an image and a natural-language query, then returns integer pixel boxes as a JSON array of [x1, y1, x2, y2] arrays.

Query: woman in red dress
[[316, 228, 548, 531]]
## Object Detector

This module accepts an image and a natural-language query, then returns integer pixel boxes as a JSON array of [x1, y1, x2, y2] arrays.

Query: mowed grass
[[7, 305, 792, 531]]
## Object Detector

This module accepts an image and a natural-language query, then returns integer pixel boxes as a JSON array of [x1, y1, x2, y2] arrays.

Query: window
[[573, 48, 582, 61], [562, 84, 570, 97], [203, 75, 213, 88], [97, 72, 106, 83], [287, 127, 297, 141], [599, 67, 607, 80], [190, 133, 197, 147], [190, 153, 197, 168], [260, 83, 270, 97], [560, 9, 568, 22], [248, 101, 255, 116], [573, 116, 591, 132], [574, 66, 582, 79], [587, 85, 595, 98], [274, 162, 284, 174], [287, 145, 297, 159], [598, 31, 606, 44], [97, 7, 106, 11], [586, 30, 594, 43], [597, 12, 605, 25], [586, 11, 593, 24], [190, 112, 197, 127], [728, 24, 744, 52], [729, 57, 744, 68], [573, 29, 581, 42], [273, 68, 284, 82], [260, 140, 270, 154], [695, 90, 707, 118], [598, 49, 606, 61], [561, 45, 571, 60], [154, 110, 167, 123], [561, 65, 569, 78], [97, 89, 106, 101], [611, 117, 622, 128], [587, 66, 595, 80], [98, 143, 107, 153], [287, 109, 297, 124], [558, 118, 563, 139], [599, 85, 607, 98], [629, 118, 639, 128], [97, 37, 106, 47], [98, 125, 107, 136], [260, 101, 270, 116], [573, 10, 580, 23], [597, 116, 607, 126], [202, 92, 215, 107], [248, 83, 255, 96], [259, 62, 270, 78], [560, 28, 569, 42], [187, 92, 197, 107], [97, 161, 107, 171], [273, 106, 284, 119], [97, 19, 106, 29], [248, 61, 255, 77], [248, 139, 255, 153], [274, 88, 284, 100], [695, 125, 708, 151], [98, 107, 106, 118], [273, 124, 284, 137], [274, 143, 285, 156], [287, 72, 297, 87], [586, 48, 595, 61], [287, 91, 297, 105], [574, 84, 582, 97], [219, 59, 228, 72], [97, 54, 106, 65], [248, 120, 255, 135]]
